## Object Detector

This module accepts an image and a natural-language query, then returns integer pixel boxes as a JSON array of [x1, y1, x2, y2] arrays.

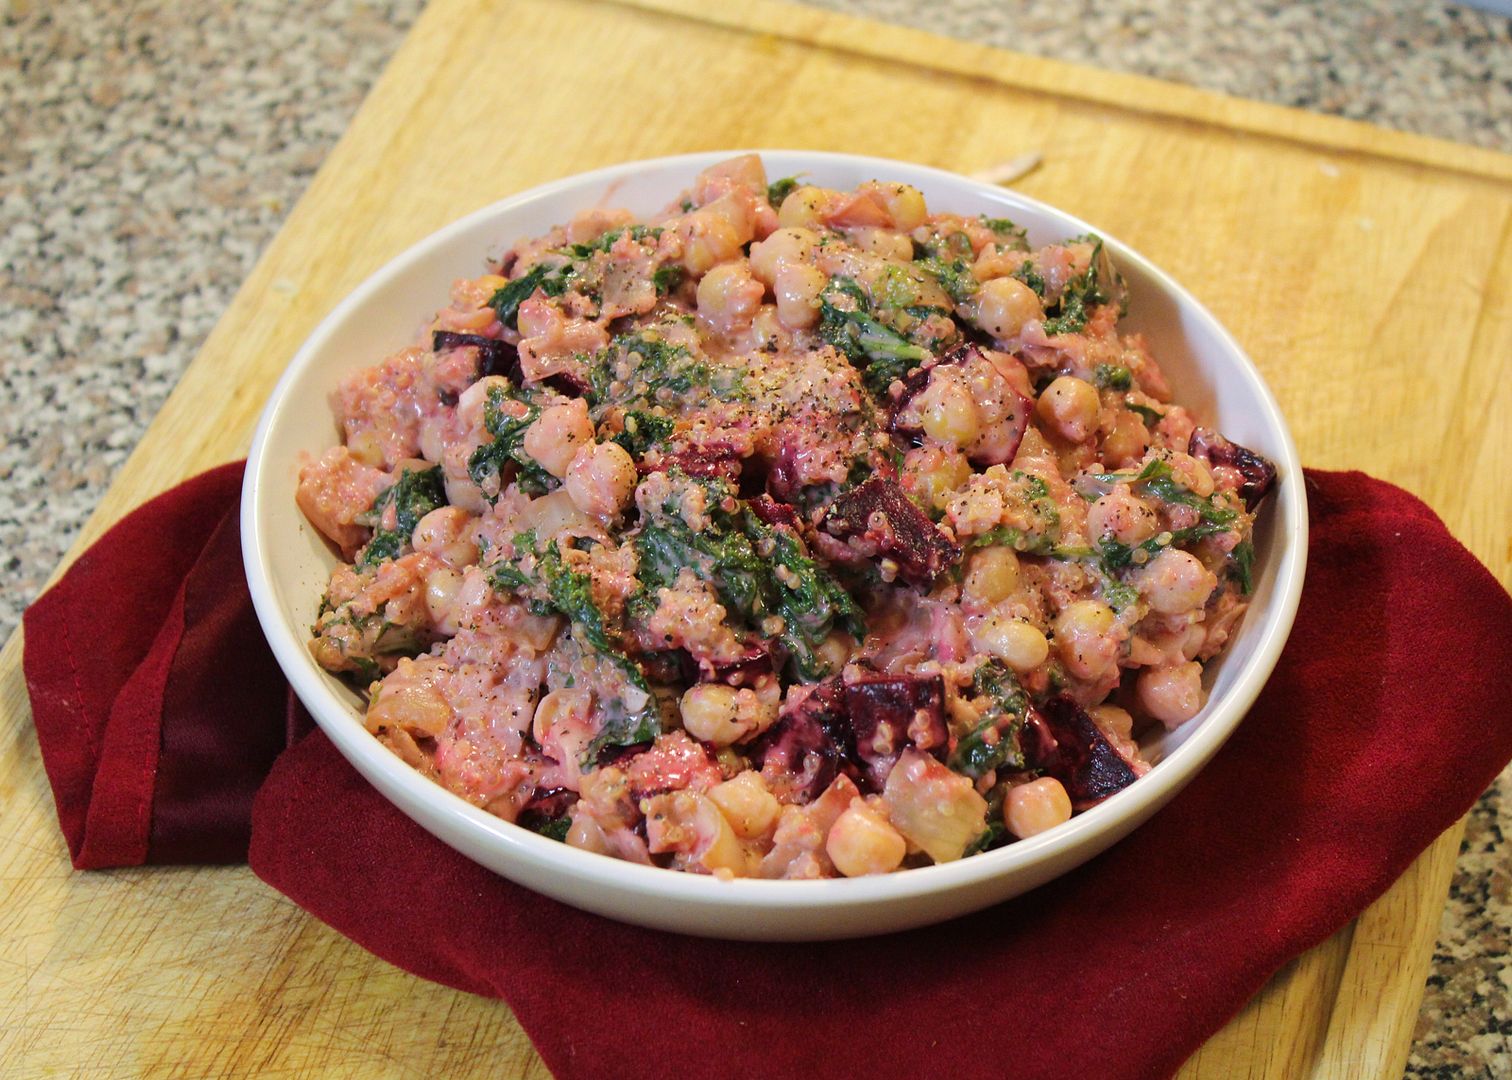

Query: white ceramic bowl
[[243, 150, 1306, 941]]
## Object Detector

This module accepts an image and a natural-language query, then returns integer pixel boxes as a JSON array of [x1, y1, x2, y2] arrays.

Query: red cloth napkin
[[22, 464, 1512, 1080]]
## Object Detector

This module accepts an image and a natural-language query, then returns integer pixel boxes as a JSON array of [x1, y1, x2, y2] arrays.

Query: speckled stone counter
[[3, 1, 1508, 1074]]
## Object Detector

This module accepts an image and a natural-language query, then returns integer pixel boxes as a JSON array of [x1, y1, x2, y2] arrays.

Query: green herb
[[745, 510, 867, 681], [1125, 400, 1164, 426], [565, 224, 660, 259], [1094, 363, 1133, 391], [913, 228, 973, 262], [583, 706, 663, 762], [1041, 235, 1114, 336], [488, 262, 571, 328], [1012, 261, 1047, 296], [466, 384, 554, 497], [652, 264, 683, 296], [490, 531, 650, 696], [610, 410, 676, 459], [963, 819, 1008, 857], [1100, 575, 1142, 611], [1231, 538, 1255, 595], [916, 256, 979, 305], [767, 176, 801, 207], [980, 215, 1030, 250], [1138, 461, 1239, 528], [963, 473, 1061, 554], [518, 812, 572, 842], [679, 197, 695, 212], [817, 276, 931, 396], [584, 331, 725, 410], [949, 661, 1028, 779], [354, 465, 447, 570], [631, 486, 866, 682]]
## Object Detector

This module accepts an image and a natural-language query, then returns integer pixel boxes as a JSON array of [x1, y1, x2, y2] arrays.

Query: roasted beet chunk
[[747, 493, 800, 531], [844, 673, 948, 790], [703, 643, 774, 687], [642, 443, 744, 483], [432, 330, 518, 381], [821, 477, 961, 586], [1188, 428, 1277, 510], [750, 678, 851, 803], [890, 344, 1030, 466], [1023, 695, 1138, 811], [522, 786, 578, 819]]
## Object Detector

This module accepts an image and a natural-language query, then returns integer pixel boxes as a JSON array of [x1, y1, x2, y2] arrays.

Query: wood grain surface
[[3, 0, 1509, 1076]]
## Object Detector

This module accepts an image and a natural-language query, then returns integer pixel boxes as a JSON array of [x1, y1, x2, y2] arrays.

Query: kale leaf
[[517, 809, 573, 842], [980, 215, 1031, 251], [767, 176, 801, 207], [652, 264, 683, 296], [488, 262, 571, 328], [354, 464, 447, 570], [1041, 235, 1115, 336], [584, 331, 725, 411], [1094, 363, 1133, 391], [1230, 538, 1255, 595], [817, 275, 931, 396], [631, 484, 866, 682], [949, 661, 1028, 779], [916, 255, 979, 305], [466, 383, 555, 497], [609, 410, 676, 459]]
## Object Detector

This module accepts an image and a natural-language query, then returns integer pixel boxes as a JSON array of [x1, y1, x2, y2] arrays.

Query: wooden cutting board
[[2, 0, 1508, 1075]]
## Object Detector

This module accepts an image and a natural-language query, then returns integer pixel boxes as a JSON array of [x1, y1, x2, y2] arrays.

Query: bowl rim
[[242, 149, 1308, 915]]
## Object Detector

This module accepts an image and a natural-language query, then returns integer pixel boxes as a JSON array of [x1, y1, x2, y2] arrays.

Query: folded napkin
[[23, 464, 1512, 1080]]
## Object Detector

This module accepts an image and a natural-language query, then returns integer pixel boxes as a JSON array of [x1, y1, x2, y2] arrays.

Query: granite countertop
[[3, 0, 1508, 1073]]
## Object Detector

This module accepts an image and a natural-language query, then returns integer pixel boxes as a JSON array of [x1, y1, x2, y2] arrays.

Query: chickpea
[[1102, 409, 1150, 467], [1137, 661, 1206, 728], [367, 675, 452, 738], [963, 546, 1021, 606], [423, 567, 463, 627], [815, 630, 854, 673], [532, 687, 591, 745], [696, 261, 765, 335], [826, 801, 907, 877], [918, 374, 982, 448], [776, 185, 835, 230], [679, 683, 745, 746], [524, 399, 594, 479], [748, 226, 819, 285], [565, 813, 611, 855], [845, 227, 914, 261], [859, 180, 928, 231], [708, 772, 781, 839], [971, 244, 1021, 282], [457, 374, 511, 433], [1136, 548, 1219, 615], [968, 276, 1041, 340], [346, 429, 385, 468], [1088, 703, 1135, 740], [1086, 488, 1159, 546], [973, 616, 1050, 672], [1171, 453, 1216, 498], [1004, 777, 1072, 839], [692, 795, 749, 876], [773, 263, 828, 329], [681, 211, 743, 275], [903, 445, 971, 510], [1053, 599, 1118, 680], [412, 505, 479, 568], [564, 441, 636, 519], [1036, 376, 1101, 443]]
